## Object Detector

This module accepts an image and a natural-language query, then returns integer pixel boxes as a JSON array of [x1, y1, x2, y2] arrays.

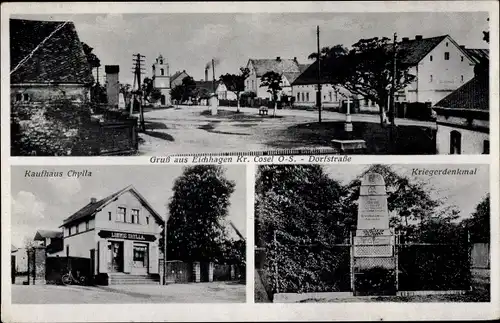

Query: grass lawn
[[279, 121, 436, 154]]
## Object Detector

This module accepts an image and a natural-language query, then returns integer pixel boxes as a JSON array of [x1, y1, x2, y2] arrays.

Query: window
[[117, 207, 126, 222], [430, 55, 433, 61], [461, 75, 464, 82], [145, 215, 150, 225], [301, 93, 305, 102], [75, 224, 79, 234], [483, 140, 490, 154], [133, 244, 147, 262], [66, 246, 69, 257], [85, 221, 89, 230], [329, 92, 332, 102], [444, 52, 450, 60], [159, 59, 163, 64], [251, 80, 255, 90], [306, 92, 309, 102], [461, 56, 464, 62], [109, 212, 112, 221], [160, 68, 164, 76], [430, 75, 433, 82], [450, 130, 462, 154], [297, 93, 300, 101], [364, 98, 369, 106], [23, 93, 29, 101], [446, 42, 449, 47], [132, 209, 140, 224], [15, 93, 22, 102], [69, 226, 72, 235]]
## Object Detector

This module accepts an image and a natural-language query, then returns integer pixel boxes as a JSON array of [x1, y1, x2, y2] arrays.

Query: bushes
[[355, 267, 396, 296]]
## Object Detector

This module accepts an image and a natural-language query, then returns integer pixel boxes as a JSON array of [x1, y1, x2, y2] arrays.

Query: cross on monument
[[345, 97, 353, 132]]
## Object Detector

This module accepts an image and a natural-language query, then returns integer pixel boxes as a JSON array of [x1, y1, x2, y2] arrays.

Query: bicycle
[[61, 269, 87, 286]]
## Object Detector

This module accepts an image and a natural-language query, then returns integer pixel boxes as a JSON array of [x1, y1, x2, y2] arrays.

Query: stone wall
[[11, 100, 101, 156]]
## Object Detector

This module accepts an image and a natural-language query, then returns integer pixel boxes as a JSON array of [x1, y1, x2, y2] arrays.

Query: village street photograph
[[9, 11, 490, 156], [254, 164, 490, 303], [10, 165, 246, 303]]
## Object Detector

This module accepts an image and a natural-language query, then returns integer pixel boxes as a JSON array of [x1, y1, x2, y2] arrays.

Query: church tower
[[152, 54, 171, 106]]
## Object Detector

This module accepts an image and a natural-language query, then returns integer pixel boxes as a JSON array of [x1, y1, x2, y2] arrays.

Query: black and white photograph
[[255, 164, 490, 303], [10, 165, 246, 303], [9, 11, 490, 156]]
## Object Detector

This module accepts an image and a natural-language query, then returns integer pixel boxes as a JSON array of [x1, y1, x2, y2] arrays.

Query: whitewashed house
[[433, 64, 489, 155], [244, 57, 308, 99], [216, 82, 237, 100]]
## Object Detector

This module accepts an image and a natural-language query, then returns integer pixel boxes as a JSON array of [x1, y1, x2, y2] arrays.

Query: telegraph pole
[[132, 53, 146, 131], [212, 58, 216, 93], [316, 26, 322, 123], [390, 33, 397, 153], [391, 32, 397, 126]]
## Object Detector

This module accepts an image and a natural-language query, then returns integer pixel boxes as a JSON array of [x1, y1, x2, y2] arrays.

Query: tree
[[141, 77, 162, 103], [462, 194, 489, 243], [162, 165, 236, 262], [90, 83, 107, 104], [255, 165, 348, 293], [219, 67, 250, 113], [323, 37, 416, 124], [170, 85, 185, 105], [81, 42, 101, 69], [119, 83, 132, 108], [259, 71, 282, 117]]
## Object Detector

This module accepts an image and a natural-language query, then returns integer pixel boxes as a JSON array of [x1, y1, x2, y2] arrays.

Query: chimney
[[104, 65, 120, 109], [90, 197, 97, 203], [205, 67, 208, 82], [402, 37, 410, 43], [415, 35, 423, 40], [276, 56, 281, 61]]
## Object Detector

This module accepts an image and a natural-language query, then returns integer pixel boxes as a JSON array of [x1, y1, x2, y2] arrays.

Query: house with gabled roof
[[292, 34, 481, 112], [433, 62, 489, 155], [34, 230, 64, 256], [244, 57, 305, 99], [55, 185, 165, 284], [397, 34, 477, 104], [10, 19, 94, 104]]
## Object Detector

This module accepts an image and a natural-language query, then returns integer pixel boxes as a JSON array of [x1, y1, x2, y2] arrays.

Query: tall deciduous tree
[[259, 71, 282, 117], [323, 38, 416, 124], [163, 165, 236, 262], [219, 67, 250, 113], [255, 165, 348, 293], [141, 77, 162, 103], [81, 42, 101, 70]]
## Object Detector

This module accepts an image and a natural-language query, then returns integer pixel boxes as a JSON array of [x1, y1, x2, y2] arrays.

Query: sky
[[10, 165, 246, 248], [323, 163, 489, 221], [11, 11, 489, 85]]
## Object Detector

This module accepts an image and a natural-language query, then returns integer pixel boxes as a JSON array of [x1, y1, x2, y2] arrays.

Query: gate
[[165, 261, 192, 283]]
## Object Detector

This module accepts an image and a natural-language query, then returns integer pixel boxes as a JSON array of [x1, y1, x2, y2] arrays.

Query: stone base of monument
[[331, 139, 367, 153]]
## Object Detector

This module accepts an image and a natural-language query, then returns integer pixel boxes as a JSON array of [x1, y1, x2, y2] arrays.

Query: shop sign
[[98, 230, 156, 241]]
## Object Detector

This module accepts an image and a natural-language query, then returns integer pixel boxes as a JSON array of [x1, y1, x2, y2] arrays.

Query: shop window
[[132, 209, 140, 224], [483, 140, 489, 154], [117, 207, 126, 222], [450, 130, 462, 154], [444, 52, 450, 60], [133, 244, 147, 262]]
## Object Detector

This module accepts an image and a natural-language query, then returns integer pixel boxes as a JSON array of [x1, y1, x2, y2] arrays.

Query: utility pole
[[316, 26, 322, 123], [132, 53, 146, 131], [391, 32, 397, 126], [212, 58, 216, 93], [163, 213, 168, 285], [390, 33, 397, 153]]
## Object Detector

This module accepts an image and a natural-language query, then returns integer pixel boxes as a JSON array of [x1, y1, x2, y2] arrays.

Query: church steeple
[[152, 54, 171, 106]]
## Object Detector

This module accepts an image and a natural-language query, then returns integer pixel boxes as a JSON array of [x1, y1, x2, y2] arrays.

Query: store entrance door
[[108, 241, 123, 272]]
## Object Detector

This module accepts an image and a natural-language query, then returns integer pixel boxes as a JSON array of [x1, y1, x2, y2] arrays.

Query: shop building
[[59, 185, 165, 284]]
